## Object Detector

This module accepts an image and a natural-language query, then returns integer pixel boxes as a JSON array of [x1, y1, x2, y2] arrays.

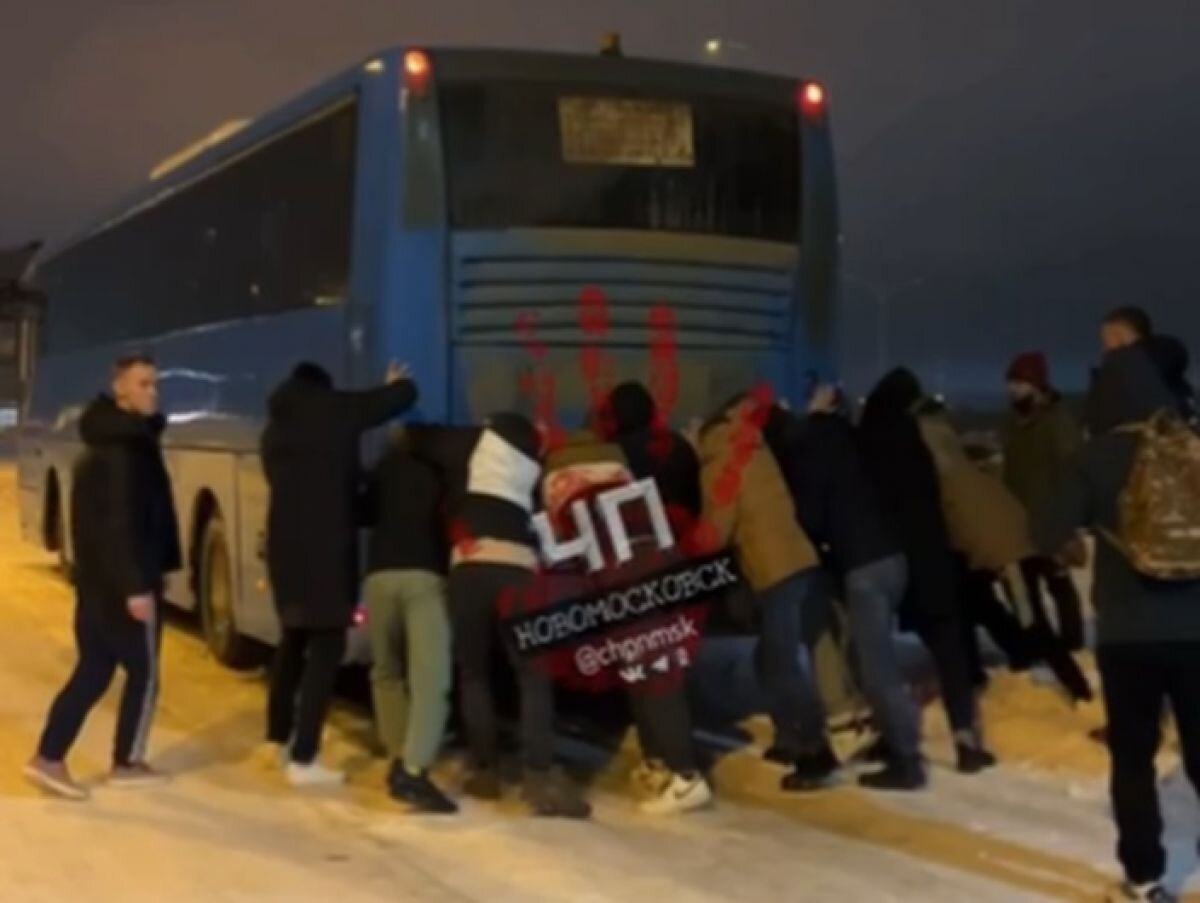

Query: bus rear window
[[439, 81, 800, 242]]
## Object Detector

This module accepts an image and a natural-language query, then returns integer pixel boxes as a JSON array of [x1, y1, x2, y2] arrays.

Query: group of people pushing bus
[[23, 303, 1200, 902]]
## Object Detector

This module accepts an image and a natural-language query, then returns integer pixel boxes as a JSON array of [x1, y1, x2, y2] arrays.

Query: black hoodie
[[763, 405, 898, 575], [71, 395, 181, 616], [858, 368, 960, 623], [261, 368, 416, 629], [1036, 345, 1200, 645], [604, 382, 701, 521]]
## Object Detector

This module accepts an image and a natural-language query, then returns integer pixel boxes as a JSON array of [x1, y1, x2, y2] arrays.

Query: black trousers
[[39, 596, 163, 767], [1026, 556, 1086, 651], [630, 685, 697, 775], [913, 612, 979, 737], [448, 563, 555, 772], [963, 561, 1091, 701], [1097, 642, 1200, 885], [267, 627, 346, 764]]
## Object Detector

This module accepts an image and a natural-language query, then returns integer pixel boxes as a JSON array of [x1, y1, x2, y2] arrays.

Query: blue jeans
[[755, 569, 828, 754], [845, 555, 921, 759]]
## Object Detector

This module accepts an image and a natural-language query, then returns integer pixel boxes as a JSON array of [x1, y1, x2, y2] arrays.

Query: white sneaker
[[286, 761, 345, 787], [630, 759, 672, 798], [638, 773, 713, 816], [1108, 881, 1175, 902]]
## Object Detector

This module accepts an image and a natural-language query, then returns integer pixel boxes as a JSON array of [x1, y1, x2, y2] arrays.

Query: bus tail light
[[404, 50, 432, 98], [799, 82, 826, 117]]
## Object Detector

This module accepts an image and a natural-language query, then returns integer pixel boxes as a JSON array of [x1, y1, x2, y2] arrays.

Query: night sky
[[3, 0, 1198, 401]]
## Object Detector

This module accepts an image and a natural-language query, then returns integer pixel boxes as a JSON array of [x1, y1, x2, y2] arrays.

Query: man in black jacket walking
[[261, 360, 416, 787], [26, 354, 182, 800]]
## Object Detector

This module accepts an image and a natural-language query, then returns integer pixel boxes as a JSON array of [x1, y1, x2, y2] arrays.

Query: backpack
[[1108, 411, 1200, 580]]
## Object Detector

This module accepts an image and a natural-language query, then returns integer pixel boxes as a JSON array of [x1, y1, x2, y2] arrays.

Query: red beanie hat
[[1006, 352, 1050, 391]]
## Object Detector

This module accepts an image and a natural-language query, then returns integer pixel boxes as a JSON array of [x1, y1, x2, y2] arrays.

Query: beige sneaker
[[108, 763, 171, 788], [24, 757, 89, 801]]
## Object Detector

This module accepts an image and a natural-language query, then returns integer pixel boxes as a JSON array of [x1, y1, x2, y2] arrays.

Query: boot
[[781, 745, 839, 792], [955, 742, 997, 774], [463, 766, 502, 801], [523, 766, 591, 819], [859, 755, 927, 791]]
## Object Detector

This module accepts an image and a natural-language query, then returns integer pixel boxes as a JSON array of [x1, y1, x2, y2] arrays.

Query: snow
[[0, 464, 1197, 901]]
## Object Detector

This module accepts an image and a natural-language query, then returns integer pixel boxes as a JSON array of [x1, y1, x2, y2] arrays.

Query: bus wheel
[[199, 515, 255, 670], [44, 476, 72, 583]]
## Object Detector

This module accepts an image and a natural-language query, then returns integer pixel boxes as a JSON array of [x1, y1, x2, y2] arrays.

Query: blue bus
[[17, 46, 839, 667]]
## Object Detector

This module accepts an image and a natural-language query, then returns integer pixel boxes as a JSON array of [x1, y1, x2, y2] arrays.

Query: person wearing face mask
[[1001, 353, 1086, 652]]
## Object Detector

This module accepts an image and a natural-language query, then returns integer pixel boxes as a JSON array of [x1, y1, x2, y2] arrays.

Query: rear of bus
[[386, 48, 838, 426]]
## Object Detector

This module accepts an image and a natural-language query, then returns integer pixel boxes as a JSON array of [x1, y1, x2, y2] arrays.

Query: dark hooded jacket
[[1144, 334, 1198, 426], [71, 395, 181, 619], [763, 405, 898, 575], [261, 367, 416, 629], [363, 432, 447, 576], [1036, 345, 1200, 645], [407, 413, 543, 571], [604, 382, 701, 522], [858, 368, 959, 622]]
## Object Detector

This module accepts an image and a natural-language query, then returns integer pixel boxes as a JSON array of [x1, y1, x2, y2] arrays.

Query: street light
[[703, 38, 749, 61], [842, 273, 925, 377]]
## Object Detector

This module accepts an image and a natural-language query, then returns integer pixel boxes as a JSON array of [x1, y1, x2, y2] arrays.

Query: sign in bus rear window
[[558, 98, 694, 167]]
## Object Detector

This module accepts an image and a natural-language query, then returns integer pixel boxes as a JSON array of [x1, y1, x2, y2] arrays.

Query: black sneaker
[[522, 766, 591, 819], [955, 742, 997, 775], [781, 745, 839, 792], [388, 763, 458, 815], [858, 756, 927, 792], [463, 766, 503, 801]]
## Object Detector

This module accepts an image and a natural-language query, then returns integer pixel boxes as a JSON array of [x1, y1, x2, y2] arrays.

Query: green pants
[[363, 570, 452, 771]]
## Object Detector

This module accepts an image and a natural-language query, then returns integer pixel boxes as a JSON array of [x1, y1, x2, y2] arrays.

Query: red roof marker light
[[799, 82, 826, 116], [404, 50, 432, 96]]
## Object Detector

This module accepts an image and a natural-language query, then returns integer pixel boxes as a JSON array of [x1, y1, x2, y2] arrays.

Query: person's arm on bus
[[344, 362, 418, 433]]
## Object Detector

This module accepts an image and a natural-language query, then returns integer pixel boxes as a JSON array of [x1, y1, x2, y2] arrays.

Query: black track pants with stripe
[[38, 595, 163, 767]]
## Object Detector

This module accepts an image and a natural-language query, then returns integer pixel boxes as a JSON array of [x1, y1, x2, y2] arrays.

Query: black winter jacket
[[763, 406, 898, 575], [859, 368, 960, 624], [407, 413, 542, 569], [364, 436, 448, 576], [71, 396, 181, 618], [261, 373, 416, 629], [605, 382, 702, 521]]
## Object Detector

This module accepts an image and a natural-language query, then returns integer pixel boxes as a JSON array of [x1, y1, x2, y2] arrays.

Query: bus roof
[[36, 46, 812, 269]]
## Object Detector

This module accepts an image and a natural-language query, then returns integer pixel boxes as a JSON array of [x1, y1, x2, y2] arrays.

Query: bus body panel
[[447, 229, 799, 423]]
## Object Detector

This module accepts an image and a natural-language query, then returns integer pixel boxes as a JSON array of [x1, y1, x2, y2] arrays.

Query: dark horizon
[[3, 0, 1198, 400]]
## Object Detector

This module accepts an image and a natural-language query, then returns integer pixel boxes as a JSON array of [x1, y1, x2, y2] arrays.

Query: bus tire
[[44, 474, 73, 583], [199, 515, 255, 670]]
